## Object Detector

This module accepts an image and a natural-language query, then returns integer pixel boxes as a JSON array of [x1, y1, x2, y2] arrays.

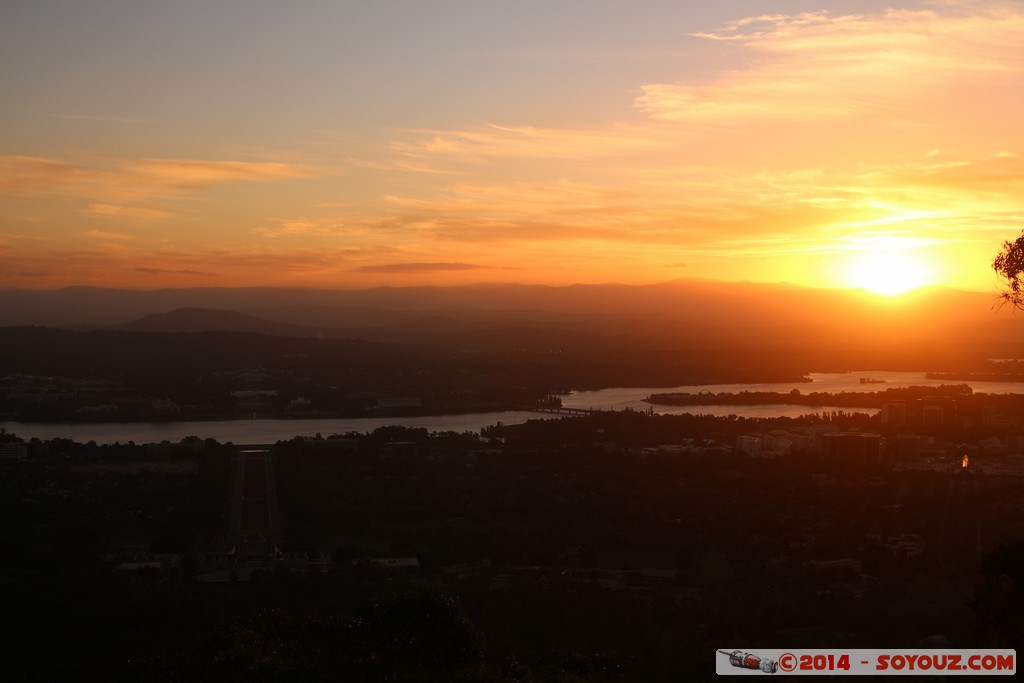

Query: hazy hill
[[1, 280, 1021, 367], [110, 308, 340, 338]]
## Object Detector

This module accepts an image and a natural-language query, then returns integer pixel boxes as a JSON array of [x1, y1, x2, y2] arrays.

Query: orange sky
[[1, 1, 1022, 293]]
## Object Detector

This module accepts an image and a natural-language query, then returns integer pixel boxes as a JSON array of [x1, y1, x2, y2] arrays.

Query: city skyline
[[2, 0, 1022, 294]]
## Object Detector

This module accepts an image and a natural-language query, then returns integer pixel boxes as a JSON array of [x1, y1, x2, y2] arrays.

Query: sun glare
[[843, 246, 933, 296]]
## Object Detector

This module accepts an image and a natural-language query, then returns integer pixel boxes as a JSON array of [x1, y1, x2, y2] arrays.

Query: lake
[[559, 370, 1024, 412], [2, 371, 1017, 445]]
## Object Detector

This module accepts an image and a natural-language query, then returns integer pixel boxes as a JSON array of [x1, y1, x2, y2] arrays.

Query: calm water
[[3, 371, 1016, 445], [560, 371, 1024, 412], [0, 411, 536, 446]]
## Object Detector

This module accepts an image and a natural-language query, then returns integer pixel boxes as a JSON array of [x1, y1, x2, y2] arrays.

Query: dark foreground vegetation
[[3, 408, 1023, 680]]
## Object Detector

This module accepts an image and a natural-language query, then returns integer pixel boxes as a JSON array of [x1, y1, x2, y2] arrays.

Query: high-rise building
[[822, 432, 884, 469], [880, 401, 907, 427], [918, 397, 956, 427]]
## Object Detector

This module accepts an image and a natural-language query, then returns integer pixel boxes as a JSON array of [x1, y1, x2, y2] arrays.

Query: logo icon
[[718, 650, 778, 674]]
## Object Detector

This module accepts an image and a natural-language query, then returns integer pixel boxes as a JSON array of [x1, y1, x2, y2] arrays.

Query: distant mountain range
[[2, 280, 1021, 366], [106, 307, 337, 337]]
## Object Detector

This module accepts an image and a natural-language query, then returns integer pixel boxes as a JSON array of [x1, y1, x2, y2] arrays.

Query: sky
[[1, 0, 1022, 293]]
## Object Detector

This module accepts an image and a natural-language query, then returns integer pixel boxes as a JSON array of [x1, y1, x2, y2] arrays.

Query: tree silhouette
[[992, 230, 1024, 308], [972, 539, 1024, 647]]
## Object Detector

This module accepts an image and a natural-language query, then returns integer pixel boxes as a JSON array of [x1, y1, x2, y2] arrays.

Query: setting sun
[[843, 241, 934, 296], [5, 2, 1024, 675]]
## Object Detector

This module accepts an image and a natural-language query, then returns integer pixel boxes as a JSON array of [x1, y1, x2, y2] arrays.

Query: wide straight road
[[228, 448, 280, 542]]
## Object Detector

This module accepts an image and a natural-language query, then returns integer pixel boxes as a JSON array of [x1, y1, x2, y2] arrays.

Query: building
[[0, 442, 28, 461], [918, 397, 956, 428], [735, 435, 762, 457], [891, 434, 922, 461], [822, 432, 884, 470], [881, 401, 907, 427]]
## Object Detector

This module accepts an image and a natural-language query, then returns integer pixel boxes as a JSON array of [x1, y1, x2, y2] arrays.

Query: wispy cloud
[[863, 155, 1024, 191], [135, 267, 215, 277], [84, 229, 136, 240], [355, 262, 492, 274], [87, 203, 173, 220], [0, 231, 44, 246], [391, 123, 665, 171], [0, 155, 317, 204], [255, 218, 352, 238], [637, 4, 1024, 124], [127, 158, 315, 190], [0, 243, 406, 288], [5, 270, 54, 278], [7, 1, 1023, 291], [362, 1, 1024, 289]]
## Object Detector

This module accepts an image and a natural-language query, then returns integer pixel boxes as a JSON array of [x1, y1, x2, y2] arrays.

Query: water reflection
[[3, 370, 1015, 445]]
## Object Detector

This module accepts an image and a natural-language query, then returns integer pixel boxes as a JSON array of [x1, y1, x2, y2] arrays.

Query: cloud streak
[[636, 4, 1024, 124], [0, 155, 316, 204], [135, 267, 215, 277], [87, 203, 174, 220], [6, 1, 1023, 291], [355, 262, 492, 274], [355, 1, 1023, 288], [84, 230, 136, 241]]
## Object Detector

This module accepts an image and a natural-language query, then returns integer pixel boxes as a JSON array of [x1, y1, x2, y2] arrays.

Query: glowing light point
[[842, 236, 934, 296]]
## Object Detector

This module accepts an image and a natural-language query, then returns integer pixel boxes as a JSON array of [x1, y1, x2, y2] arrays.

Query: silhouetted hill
[[111, 308, 341, 338], [0, 281, 1019, 367]]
